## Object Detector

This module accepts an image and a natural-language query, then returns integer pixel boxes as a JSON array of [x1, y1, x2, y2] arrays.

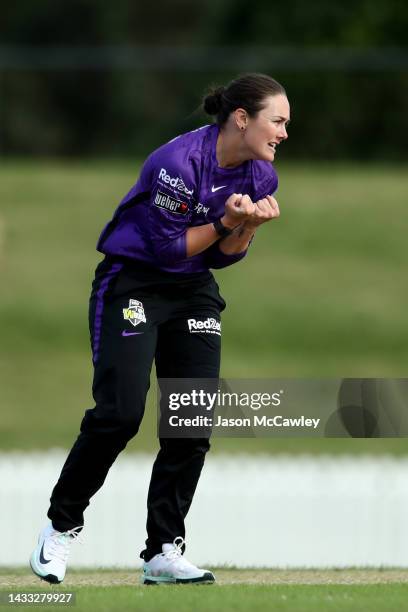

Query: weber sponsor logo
[[187, 318, 221, 336], [158, 168, 194, 196], [154, 191, 189, 215]]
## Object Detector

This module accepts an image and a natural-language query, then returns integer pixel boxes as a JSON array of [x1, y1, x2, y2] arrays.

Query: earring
[[241, 126, 245, 131]]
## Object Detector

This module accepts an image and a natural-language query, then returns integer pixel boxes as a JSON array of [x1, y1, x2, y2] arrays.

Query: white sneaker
[[141, 537, 215, 585], [30, 522, 82, 584]]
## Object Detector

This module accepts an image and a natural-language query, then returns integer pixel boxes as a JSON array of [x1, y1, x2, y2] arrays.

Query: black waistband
[[102, 255, 213, 286]]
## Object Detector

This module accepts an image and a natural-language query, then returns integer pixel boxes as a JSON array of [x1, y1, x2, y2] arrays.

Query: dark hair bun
[[203, 86, 225, 116]]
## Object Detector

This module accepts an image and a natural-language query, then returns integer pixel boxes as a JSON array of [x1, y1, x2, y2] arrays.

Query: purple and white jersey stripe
[[97, 124, 278, 273]]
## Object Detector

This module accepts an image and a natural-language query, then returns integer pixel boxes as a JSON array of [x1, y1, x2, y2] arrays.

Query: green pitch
[[1, 568, 408, 611], [0, 160, 407, 453]]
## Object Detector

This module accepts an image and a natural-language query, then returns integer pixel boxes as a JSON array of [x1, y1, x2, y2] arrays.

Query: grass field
[[1, 568, 408, 611], [1, 160, 407, 453]]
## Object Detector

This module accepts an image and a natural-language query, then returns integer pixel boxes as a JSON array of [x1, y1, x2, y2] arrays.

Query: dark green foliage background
[[1, 0, 407, 159]]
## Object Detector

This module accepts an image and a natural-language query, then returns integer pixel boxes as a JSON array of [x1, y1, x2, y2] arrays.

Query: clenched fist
[[221, 193, 256, 229], [244, 195, 280, 229]]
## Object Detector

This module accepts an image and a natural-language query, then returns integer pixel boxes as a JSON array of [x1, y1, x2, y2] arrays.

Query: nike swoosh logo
[[211, 185, 227, 193], [122, 330, 144, 336], [39, 542, 51, 564]]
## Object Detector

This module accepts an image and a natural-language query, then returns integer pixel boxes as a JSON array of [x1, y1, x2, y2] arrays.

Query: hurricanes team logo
[[123, 299, 146, 327]]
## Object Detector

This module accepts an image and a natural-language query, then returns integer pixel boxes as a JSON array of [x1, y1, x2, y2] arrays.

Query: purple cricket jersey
[[97, 124, 278, 273]]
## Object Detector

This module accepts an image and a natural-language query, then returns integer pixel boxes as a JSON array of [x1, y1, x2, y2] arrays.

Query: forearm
[[185, 217, 237, 257], [185, 223, 220, 258], [218, 224, 256, 255]]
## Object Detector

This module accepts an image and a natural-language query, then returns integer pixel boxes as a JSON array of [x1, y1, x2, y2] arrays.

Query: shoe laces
[[162, 536, 185, 561], [48, 526, 83, 563]]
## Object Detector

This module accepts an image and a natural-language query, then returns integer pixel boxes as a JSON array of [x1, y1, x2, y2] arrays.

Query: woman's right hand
[[221, 194, 256, 229]]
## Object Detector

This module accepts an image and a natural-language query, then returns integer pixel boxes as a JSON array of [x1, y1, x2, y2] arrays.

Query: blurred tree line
[[1, 0, 407, 160]]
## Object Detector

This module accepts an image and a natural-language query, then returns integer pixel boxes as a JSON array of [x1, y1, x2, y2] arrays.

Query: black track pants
[[47, 257, 225, 560]]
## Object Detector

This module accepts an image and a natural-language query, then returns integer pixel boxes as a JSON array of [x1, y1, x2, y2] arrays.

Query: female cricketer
[[30, 73, 290, 585]]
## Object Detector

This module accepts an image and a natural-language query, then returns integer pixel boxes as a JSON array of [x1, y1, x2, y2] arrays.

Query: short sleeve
[[145, 152, 198, 264], [204, 241, 248, 269]]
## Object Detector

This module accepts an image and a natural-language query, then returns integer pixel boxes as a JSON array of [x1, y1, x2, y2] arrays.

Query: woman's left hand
[[243, 195, 280, 229]]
